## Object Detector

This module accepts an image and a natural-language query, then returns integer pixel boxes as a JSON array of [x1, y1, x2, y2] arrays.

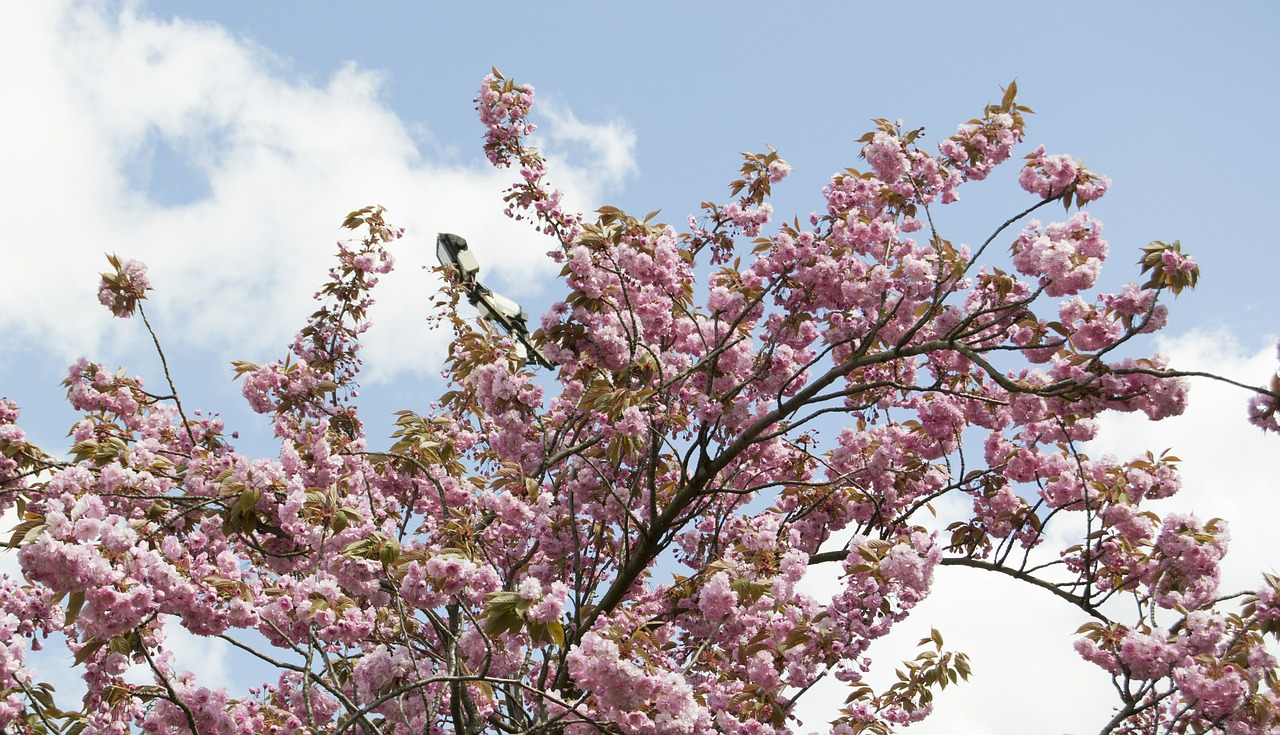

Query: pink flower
[[864, 132, 908, 182], [698, 572, 737, 620], [527, 582, 568, 623], [1149, 514, 1227, 610], [1248, 391, 1280, 433], [767, 159, 792, 183], [97, 255, 151, 318], [940, 111, 1022, 181], [1117, 628, 1177, 680], [1011, 213, 1109, 296], [1018, 146, 1078, 198], [1160, 248, 1197, 275], [1019, 145, 1111, 204]]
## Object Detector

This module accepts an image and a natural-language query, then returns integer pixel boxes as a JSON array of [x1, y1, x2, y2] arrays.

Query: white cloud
[[536, 102, 639, 193], [1085, 331, 1280, 590], [0, 0, 637, 384], [792, 331, 1280, 734]]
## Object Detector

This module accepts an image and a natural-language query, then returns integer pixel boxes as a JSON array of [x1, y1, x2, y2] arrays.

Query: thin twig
[[138, 303, 197, 448]]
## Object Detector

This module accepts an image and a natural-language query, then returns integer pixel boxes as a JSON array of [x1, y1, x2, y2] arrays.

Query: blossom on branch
[[0, 72, 1278, 735]]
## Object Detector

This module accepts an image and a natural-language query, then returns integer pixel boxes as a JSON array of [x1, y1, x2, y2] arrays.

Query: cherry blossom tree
[[2, 71, 1279, 735]]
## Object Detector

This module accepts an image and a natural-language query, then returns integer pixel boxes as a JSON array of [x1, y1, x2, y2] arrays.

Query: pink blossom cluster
[[0, 399, 39, 497], [566, 631, 711, 735], [0, 578, 58, 722], [475, 73, 537, 166], [1011, 213, 1109, 296], [1149, 514, 1228, 610], [98, 255, 152, 318], [474, 72, 585, 243], [1246, 339, 1280, 433], [861, 129, 966, 206], [722, 201, 774, 237], [1018, 145, 1111, 203], [766, 159, 792, 183], [1074, 601, 1278, 732], [938, 110, 1022, 181], [1159, 247, 1197, 278], [1, 73, 1277, 735], [140, 679, 271, 735], [1098, 281, 1169, 335], [864, 131, 909, 183], [1248, 391, 1280, 432]]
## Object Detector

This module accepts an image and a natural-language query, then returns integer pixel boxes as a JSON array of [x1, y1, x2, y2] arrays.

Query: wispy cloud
[[1, 0, 642, 706], [793, 332, 1278, 734], [0, 0, 637, 384]]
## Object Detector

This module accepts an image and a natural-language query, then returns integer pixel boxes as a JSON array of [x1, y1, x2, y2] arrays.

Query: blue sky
[[138, 1, 1280, 330], [2, 2, 1278, 732]]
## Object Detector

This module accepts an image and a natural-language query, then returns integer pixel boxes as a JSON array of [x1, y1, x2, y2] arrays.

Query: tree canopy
[[2, 71, 1278, 735]]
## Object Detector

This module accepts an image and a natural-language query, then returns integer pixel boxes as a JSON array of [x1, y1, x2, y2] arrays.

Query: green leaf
[[73, 638, 107, 666], [729, 576, 773, 604], [8, 517, 46, 548], [64, 590, 85, 627], [481, 591, 526, 639]]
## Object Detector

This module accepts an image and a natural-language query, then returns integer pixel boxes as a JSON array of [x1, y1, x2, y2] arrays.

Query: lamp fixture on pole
[[435, 233, 553, 369], [435, 233, 479, 283]]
